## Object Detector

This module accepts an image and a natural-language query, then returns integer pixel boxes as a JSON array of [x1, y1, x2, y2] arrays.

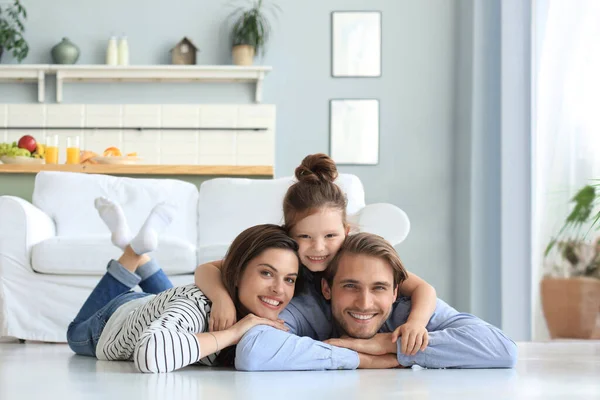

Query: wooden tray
[[91, 156, 143, 165]]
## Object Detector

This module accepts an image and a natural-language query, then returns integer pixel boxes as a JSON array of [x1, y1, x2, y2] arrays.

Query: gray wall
[[1, 0, 457, 302]]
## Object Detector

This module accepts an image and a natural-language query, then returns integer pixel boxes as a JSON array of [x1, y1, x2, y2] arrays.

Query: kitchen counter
[[0, 164, 273, 176]]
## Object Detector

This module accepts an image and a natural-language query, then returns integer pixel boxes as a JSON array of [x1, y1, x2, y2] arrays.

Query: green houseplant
[[0, 0, 28, 63], [542, 184, 600, 339], [228, 0, 279, 65]]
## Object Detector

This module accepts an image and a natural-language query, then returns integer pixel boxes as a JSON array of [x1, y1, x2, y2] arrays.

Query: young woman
[[195, 153, 438, 356], [67, 198, 301, 373]]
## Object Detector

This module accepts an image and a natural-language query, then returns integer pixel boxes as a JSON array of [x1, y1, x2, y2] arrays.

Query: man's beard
[[332, 308, 391, 339], [342, 324, 379, 339]]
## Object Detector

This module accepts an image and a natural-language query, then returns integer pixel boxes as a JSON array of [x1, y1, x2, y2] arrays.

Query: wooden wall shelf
[[0, 164, 274, 176], [0, 65, 272, 103], [0, 65, 46, 102]]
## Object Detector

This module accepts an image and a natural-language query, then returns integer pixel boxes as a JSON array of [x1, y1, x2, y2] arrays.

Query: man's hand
[[391, 321, 429, 356], [325, 333, 396, 356], [358, 353, 402, 369]]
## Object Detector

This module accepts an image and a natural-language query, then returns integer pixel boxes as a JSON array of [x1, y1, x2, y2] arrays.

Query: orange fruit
[[103, 147, 122, 157], [126, 152, 137, 157]]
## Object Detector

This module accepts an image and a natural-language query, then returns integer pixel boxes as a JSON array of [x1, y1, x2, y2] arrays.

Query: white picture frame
[[330, 99, 379, 165], [331, 11, 382, 77]]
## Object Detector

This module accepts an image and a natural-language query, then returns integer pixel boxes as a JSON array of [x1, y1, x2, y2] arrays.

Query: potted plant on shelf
[[0, 0, 29, 63], [542, 184, 600, 339], [229, 0, 279, 66]]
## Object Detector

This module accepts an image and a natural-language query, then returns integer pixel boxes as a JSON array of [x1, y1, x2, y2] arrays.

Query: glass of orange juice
[[45, 135, 59, 164], [66, 136, 80, 164]]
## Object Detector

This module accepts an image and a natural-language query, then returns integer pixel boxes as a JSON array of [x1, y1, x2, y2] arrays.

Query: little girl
[[67, 198, 300, 373], [195, 153, 438, 356]]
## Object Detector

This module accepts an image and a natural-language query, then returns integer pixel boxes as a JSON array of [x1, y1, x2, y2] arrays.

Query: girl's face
[[289, 208, 348, 272], [237, 248, 300, 320]]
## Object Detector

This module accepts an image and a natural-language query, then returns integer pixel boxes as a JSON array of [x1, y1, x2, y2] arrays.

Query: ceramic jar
[[51, 38, 80, 64]]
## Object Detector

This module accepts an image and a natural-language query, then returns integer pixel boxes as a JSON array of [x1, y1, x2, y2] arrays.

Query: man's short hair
[[324, 232, 408, 287]]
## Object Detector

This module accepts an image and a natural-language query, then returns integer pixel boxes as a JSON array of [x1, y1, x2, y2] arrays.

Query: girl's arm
[[392, 272, 437, 355], [397, 272, 437, 326], [194, 260, 237, 331]]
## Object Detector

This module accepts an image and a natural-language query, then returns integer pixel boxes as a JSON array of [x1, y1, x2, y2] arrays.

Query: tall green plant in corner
[[545, 185, 600, 255], [228, 0, 280, 65], [0, 0, 29, 63], [544, 184, 600, 279], [541, 183, 600, 340]]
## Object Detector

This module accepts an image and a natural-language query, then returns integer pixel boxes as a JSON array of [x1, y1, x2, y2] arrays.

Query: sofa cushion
[[196, 173, 366, 248], [31, 236, 197, 275], [32, 172, 198, 245], [197, 244, 230, 265]]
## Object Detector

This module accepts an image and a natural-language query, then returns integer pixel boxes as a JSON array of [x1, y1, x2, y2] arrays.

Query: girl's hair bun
[[294, 153, 338, 184]]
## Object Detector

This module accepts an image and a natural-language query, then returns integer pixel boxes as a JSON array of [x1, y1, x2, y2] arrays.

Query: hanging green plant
[[0, 0, 29, 62]]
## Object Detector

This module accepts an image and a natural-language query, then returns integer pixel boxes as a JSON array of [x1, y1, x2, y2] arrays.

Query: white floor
[[0, 341, 599, 400]]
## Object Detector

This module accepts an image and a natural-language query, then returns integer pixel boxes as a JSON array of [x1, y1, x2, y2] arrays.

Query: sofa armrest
[[0, 196, 56, 272], [348, 203, 411, 246]]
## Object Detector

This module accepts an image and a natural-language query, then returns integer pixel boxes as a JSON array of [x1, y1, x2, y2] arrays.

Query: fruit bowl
[[0, 155, 45, 165]]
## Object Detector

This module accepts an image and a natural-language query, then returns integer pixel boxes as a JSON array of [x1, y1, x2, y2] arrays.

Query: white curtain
[[533, 0, 600, 340]]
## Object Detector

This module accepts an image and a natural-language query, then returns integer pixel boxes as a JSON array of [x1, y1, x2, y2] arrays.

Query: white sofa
[[0, 171, 410, 342]]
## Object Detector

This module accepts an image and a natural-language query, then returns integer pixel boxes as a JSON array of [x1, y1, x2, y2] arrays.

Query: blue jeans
[[66, 258, 173, 357]]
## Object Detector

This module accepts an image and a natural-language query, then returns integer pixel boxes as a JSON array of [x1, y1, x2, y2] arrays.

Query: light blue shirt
[[236, 270, 518, 371]]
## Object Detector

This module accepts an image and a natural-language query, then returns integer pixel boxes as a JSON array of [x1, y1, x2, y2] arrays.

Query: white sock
[[94, 197, 132, 250], [129, 202, 176, 255]]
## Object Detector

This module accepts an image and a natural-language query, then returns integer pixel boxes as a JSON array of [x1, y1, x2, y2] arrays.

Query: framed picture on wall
[[331, 11, 382, 77], [329, 99, 379, 165]]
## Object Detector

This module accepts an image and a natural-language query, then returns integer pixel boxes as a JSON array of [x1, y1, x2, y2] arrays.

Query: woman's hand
[[209, 297, 238, 332], [391, 321, 429, 356], [228, 313, 288, 344]]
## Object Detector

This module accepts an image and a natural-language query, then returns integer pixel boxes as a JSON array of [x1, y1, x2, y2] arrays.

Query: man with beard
[[235, 233, 518, 370]]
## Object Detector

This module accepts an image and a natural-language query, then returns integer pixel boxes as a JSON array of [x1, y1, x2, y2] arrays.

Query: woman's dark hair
[[217, 224, 303, 366], [282, 153, 348, 232], [221, 223, 303, 314]]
